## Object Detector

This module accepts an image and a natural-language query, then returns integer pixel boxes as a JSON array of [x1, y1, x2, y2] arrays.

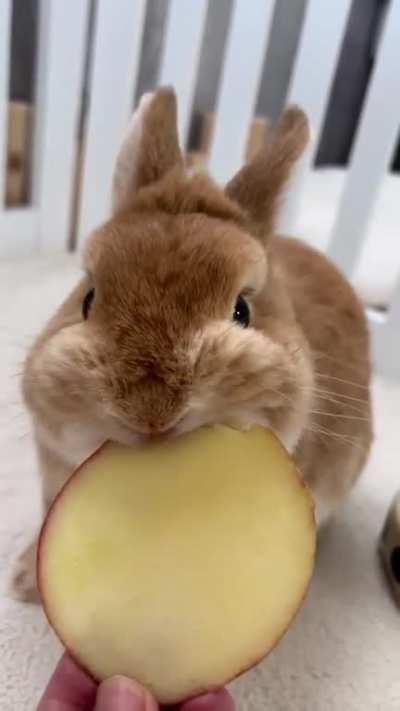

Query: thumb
[[95, 676, 158, 711]]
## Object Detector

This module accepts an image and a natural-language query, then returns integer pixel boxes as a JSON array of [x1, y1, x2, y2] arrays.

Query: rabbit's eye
[[233, 295, 250, 328], [82, 288, 95, 320]]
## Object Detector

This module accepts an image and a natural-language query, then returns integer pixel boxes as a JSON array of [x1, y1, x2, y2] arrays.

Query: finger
[[37, 653, 97, 710], [180, 689, 235, 711], [95, 676, 158, 711]]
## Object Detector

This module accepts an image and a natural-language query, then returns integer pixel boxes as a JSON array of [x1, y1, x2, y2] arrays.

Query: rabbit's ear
[[225, 106, 309, 242], [112, 87, 183, 215]]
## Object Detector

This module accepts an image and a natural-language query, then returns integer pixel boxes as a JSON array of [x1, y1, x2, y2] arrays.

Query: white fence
[[0, 0, 400, 378]]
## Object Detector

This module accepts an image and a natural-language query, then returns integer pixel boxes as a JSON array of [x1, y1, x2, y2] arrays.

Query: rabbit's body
[[12, 89, 372, 602], [273, 235, 372, 521]]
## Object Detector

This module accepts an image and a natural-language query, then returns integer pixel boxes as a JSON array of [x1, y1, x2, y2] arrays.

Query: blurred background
[[1, 3, 400, 710], [9, 0, 398, 169], [1, 0, 399, 376]]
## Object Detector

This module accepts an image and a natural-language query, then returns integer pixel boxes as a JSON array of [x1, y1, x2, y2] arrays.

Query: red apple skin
[[37, 432, 316, 706]]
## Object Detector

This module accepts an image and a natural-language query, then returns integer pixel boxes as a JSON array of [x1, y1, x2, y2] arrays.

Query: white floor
[[1, 255, 400, 711]]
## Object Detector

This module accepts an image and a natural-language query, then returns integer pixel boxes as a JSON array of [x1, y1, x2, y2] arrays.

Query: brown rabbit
[[12, 87, 372, 603]]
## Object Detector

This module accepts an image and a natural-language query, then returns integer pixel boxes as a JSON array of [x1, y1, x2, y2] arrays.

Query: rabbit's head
[[24, 88, 313, 456]]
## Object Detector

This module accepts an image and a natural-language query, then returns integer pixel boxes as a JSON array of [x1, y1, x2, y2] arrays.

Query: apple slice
[[38, 425, 315, 705]]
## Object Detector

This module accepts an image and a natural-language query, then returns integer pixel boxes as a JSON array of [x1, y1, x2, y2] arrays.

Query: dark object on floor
[[380, 491, 400, 606]]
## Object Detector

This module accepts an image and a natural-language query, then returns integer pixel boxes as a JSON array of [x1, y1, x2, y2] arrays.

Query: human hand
[[37, 653, 235, 710]]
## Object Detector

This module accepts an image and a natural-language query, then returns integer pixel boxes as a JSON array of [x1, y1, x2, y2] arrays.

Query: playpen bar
[[386, 278, 400, 356], [371, 275, 400, 379], [388, 282, 400, 334], [0, 0, 12, 208], [208, 0, 276, 184], [159, 0, 208, 147], [278, 0, 351, 233], [32, 0, 89, 251], [328, 0, 400, 278], [77, 0, 146, 246]]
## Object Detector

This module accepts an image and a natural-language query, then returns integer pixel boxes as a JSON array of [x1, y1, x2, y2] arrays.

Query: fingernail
[[96, 676, 147, 710]]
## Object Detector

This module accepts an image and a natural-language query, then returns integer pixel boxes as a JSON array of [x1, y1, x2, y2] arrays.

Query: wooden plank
[[208, 0, 275, 184], [0, 0, 12, 207], [6, 101, 31, 206], [77, 0, 146, 246], [0, 208, 38, 258], [329, 0, 400, 277], [279, 0, 351, 233], [159, 0, 208, 147], [32, 0, 89, 251]]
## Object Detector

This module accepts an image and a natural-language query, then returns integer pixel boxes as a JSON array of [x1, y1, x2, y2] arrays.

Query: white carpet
[[1, 255, 399, 711]]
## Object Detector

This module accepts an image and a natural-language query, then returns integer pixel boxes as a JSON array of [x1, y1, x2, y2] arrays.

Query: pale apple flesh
[[38, 425, 315, 705]]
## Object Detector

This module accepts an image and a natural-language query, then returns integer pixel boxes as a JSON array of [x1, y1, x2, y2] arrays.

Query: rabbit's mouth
[[124, 426, 181, 445], [106, 410, 189, 447]]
